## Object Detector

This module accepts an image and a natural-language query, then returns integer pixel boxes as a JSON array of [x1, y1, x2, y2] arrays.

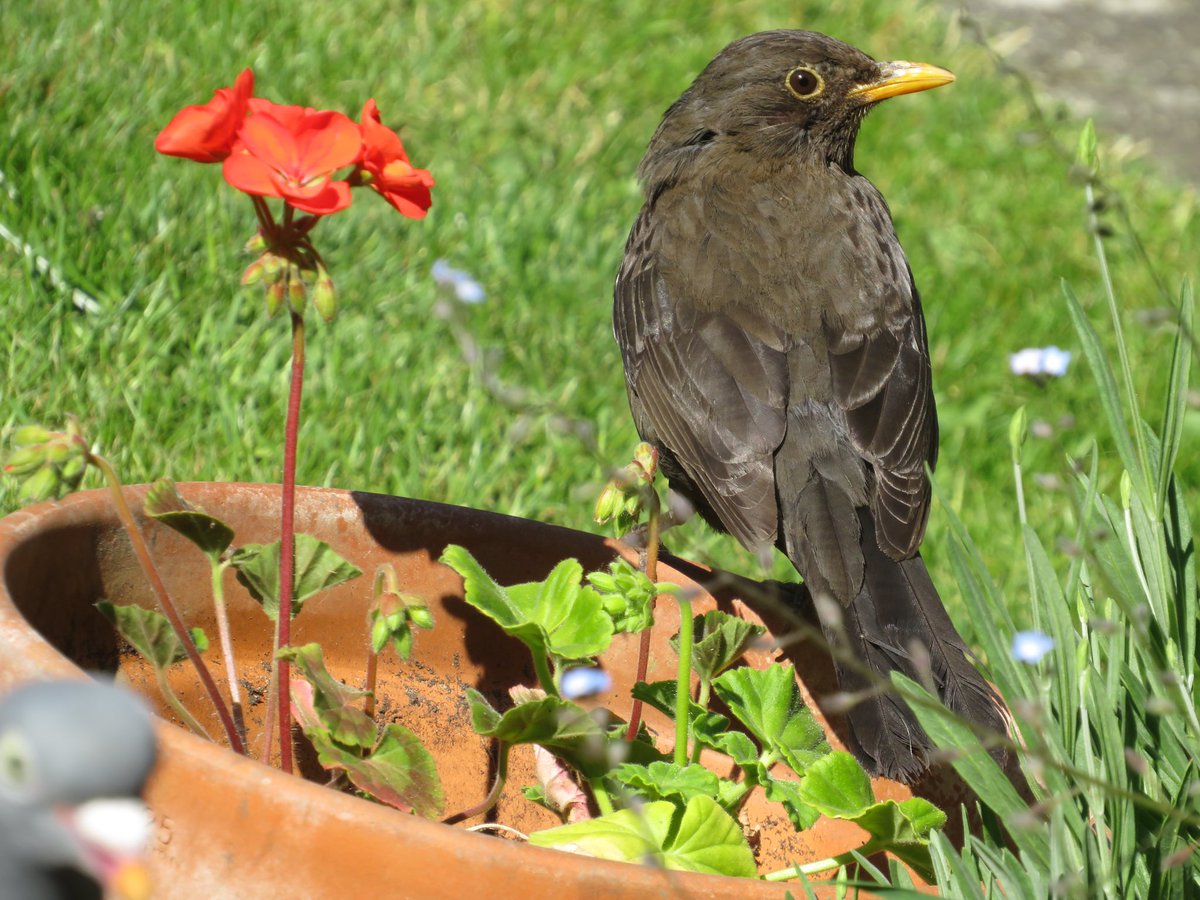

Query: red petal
[[285, 179, 352, 216], [238, 114, 299, 172], [296, 111, 362, 177], [155, 69, 253, 163], [223, 152, 283, 198]]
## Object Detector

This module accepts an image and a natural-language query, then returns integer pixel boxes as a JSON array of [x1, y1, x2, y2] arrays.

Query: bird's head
[[0, 680, 157, 899], [641, 30, 954, 179]]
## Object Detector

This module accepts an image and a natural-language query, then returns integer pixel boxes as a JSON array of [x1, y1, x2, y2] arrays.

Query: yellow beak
[[848, 61, 956, 104]]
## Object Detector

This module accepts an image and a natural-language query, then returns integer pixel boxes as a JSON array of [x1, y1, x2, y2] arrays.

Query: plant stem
[[365, 649, 379, 720], [90, 453, 244, 753], [625, 487, 661, 740], [443, 743, 510, 824], [532, 651, 557, 698], [276, 308, 306, 774], [154, 667, 211, 740], [210, 559, 247, 748], [673, 592, 693, 767], [762, 840, 881, 881], [589, 778, 615, 816]]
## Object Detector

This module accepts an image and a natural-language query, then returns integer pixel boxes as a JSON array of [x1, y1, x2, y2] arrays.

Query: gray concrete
[[951, 0, 1200, 184]]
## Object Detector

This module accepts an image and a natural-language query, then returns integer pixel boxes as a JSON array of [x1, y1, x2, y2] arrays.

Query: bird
[[0, 679, 157, 899], [613, 29, 1004, 781]]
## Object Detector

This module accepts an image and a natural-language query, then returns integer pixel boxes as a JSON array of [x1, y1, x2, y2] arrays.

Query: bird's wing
[[614, 207, 789, 550], [824, 263, 938, 560]]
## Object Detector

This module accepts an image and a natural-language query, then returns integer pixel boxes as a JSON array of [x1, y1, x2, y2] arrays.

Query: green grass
[[1, 0, 1196, 649]]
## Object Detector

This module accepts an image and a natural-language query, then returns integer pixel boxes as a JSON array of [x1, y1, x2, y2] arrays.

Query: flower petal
[[223, 151, 283, 198], [238, 113, 300, 173], [296, 111, 362, 177], [154, 68, 254, 163], [285, 179, 352, 216]]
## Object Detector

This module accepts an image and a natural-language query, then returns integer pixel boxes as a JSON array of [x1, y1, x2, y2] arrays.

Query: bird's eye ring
[[0, 731, 34, 797], [786, 66, 824, 100]]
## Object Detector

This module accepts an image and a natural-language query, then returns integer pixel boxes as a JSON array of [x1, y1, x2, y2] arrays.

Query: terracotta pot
[[0, 483, 964, 897]]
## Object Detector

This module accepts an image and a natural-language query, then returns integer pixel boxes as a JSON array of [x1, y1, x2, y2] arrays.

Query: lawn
[[2, 0, 1196, 653]]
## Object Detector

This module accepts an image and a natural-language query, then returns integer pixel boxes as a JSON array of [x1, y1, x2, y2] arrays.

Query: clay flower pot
[[0, 483, 965, 897]]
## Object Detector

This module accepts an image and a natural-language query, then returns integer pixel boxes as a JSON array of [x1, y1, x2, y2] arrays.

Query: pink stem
[[276, 308, 306, 774]]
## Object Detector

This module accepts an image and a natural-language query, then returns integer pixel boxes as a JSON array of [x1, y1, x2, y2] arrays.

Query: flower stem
[[442, 743, 510, 824], [365, 649, 379, 720], [625, 487, 661, 740], [90, 453, 244, 752], [589, 778, 615, 816], [276, 308, 306, 774], [154, 666, 211, 740], [673, 592, 693, 767], [762, 840, 882, 880], [210, 559, 247, 748]]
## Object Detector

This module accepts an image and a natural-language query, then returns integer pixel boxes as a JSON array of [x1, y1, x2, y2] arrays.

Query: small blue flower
[[1011, 630, 1055, 664], [432, 259, 486, 304], [1009, 346, 1071, 378], [560, 667, 612, 700]]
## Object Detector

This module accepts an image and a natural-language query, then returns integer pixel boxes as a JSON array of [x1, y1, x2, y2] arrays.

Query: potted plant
[[0, 67, 980, 896]]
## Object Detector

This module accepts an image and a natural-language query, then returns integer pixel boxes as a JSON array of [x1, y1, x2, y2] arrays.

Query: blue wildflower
[[1011, 630, 1055, 664], [432, 259, 485, 304], [560, 667, 612, 700]]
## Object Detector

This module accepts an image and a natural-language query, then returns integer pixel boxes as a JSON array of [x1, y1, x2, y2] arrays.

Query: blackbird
[[614, 30, 1004, 781]]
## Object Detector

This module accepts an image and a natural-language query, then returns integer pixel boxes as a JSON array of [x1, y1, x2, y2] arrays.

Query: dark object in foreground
[[0, 680, 156, 899], [614, 30, 1005, 781]]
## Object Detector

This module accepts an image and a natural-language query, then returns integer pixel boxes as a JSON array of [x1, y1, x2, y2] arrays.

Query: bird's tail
[[805, 509, 1006, 782]]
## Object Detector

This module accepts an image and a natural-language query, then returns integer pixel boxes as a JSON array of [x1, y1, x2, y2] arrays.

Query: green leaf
[[611, 761, 720, 805], [794, 750, 873, 817], [713, 665, 828, 774], [670, 610, 765, 684], [279, 643, 375, 748], [143, 478, 234, 561], [630, 680, 678, 719], [467, 691, 634, 777], [795, 751, 945, 883], [294, 696, 443, 818], [230, 534, 362, 621], [441, 546, 613, 664], [763, 776, 820, 831], [691, 711, 758, 766], [95, 601, 207, 670], [530, 795, 757, 877]]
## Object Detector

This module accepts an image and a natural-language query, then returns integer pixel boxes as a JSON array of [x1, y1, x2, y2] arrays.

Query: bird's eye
[[786, 66, 824, 100], [0, 731, 34, 795]]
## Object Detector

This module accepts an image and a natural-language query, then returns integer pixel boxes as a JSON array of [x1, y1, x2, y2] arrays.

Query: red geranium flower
[[223, 108, 362, 216], [155, 69, 254, 163], [359, 99, 434, 219]]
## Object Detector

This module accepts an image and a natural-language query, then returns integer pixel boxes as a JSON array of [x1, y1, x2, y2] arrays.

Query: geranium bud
[[42, 442, 71, 464], [12, 425, 52, 446], [265, 280, 286, 317], [286, 276, 306, 316], [633, 442, 658, 480], [18, 466, 58, 503], [407, 604, 434, 631], [244, 232, 267, 254], [241, 257, 267, 286], [594, 481, 622, 524], [3, 447, 44, 476], [60, 454, 87, 487], [312, 273, 337, 322]]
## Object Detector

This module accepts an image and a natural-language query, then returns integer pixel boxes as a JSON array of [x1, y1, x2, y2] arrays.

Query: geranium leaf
[[713, 664, 828, 775], [278, 643, 374, 748], [611, 761, 720, 805], [96, 600, 207, 670], [530, 796, 756, 877], [143, 478, 234, 562], [691, 711, 758, 766], [231, 534, 362, 621], [298, 719, 443, 818], [467, 693, 619, 778], [670, 610, 765, 683], [795, 750, 945, 883], [441, 546, 613, 664], [763, 775, 821, 831]]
